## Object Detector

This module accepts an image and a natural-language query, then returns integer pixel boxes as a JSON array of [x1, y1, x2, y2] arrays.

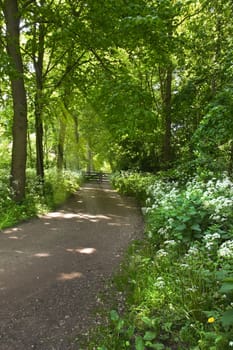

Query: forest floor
[[0, 183, 143, 350]]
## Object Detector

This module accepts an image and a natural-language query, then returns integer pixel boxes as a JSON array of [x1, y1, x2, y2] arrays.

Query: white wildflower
[[218, 240, 233, 259]]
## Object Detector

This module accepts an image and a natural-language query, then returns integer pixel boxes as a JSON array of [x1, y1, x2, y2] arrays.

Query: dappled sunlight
[[107, 222, 122, 227], [82, 186, 114, 194], [57, 271, 83, 281], [44, 212, 79, 219], [8, 236, 19, 240], [107, 222, 131, 227], [3, 227, 22, 235], [66, 247, 96, 254], [33, 252, 51, 258], [116, 203, 135, 209], [44, 211, 111, 223]]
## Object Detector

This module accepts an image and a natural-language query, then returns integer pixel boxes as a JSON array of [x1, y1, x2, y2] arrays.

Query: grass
[[80, 171, 233, 350], [0, 168, 83, 229]]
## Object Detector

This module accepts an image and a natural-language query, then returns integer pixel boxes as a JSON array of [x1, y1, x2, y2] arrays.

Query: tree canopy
[[0, 0, 233, 199]]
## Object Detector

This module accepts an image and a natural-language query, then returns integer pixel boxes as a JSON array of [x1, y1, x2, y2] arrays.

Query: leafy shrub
[[111, 171, 157, 202], [0, 168, 82, 229], [90, 173, 233, 350], [145, 176, 233, 245], [44, 169, 83, 207]]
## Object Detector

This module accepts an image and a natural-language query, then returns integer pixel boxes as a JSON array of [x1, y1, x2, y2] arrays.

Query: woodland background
[[0, 0, 232, 201], [0, 2, 233, 349]]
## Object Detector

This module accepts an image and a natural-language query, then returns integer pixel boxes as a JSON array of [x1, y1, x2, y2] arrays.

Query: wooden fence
[[83, 171, 110, 183]]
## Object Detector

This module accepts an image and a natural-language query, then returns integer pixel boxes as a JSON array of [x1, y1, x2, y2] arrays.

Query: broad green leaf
[[142, 316, 153, 327], [191, 223, 201, 231], [135, 336, 145, 350], [176, 223, 186, 231], [219, 281, 233, 294], [221, 309, 233, 327], [110, 310, 119, 321], [143, 331, 157, 341], [116, 318, 125, 331]]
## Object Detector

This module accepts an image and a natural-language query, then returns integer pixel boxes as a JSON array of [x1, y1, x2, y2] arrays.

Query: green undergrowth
[[84, 171, 233, 350], [0, 168, 83, 229]]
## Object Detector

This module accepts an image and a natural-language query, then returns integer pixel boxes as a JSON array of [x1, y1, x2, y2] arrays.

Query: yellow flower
[[208, 317, 215, 323]]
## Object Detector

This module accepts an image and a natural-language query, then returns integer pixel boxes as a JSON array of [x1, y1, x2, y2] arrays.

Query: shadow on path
[[0, 183, 143, 350]]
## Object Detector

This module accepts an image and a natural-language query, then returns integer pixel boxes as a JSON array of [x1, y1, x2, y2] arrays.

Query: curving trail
[[0, 183, 143, 350]]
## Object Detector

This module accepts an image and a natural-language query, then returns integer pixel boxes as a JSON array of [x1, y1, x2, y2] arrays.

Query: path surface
[[0, 183, 143, 350]]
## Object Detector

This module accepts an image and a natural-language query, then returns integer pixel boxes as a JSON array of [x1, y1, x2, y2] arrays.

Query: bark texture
[[3, 0, 28, 202]]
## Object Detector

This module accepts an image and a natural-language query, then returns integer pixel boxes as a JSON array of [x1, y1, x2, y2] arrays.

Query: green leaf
[[180, 215, 190, 222], [176, 223, 186, 231], [219, 281, 233, 293], [150, 343, 165, 350], [126, 325, 135, 338], [191, 223, 201, 231], [142, 316, 153, 327], [116, 318, 125, 331], [221, 309, 233, 327], [110, 310, 119, 321], [143, 331, 157, 341], [135, 336, 145, 350]]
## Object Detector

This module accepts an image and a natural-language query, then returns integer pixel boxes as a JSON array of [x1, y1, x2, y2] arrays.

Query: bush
[[0, 168, 83, 229], [89, 173, 233, 350]]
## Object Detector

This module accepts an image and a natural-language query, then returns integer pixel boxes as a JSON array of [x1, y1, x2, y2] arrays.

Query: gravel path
[[0, 183, 143, 350]]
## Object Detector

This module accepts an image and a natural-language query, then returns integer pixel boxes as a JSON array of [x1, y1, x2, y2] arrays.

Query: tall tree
[[1, 0, 27, 202], [32, 0, 45, 179]]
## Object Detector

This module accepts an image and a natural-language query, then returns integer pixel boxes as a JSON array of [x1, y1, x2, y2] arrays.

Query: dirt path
[[0, 183, 143, 350]]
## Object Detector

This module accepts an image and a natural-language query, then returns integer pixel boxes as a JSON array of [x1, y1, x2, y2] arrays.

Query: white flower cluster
[[203, 232, 221, 250], [154, 276, 166, 289], [146, 180, 178, 213], [145, 175, 233, 244], [218, 240, 233, 259]]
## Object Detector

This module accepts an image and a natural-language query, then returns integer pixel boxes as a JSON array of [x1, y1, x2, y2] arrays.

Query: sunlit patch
[[57, 272, 82, 281], [15, 250, 24, 254], [45, 212, 81, 219], [33, 253, 51, 258], [44, 212, 110, 222], [8, 236, 19, 240], [4, 227, 22, 234], [66, 247, 96, 254]]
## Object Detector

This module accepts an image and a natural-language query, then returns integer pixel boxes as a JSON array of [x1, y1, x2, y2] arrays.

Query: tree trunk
[[87, 143, 93, 172], [35, 90, 44, 179], [163, 65, 172, 165], [159, 63, 173, 167], [33, 13, 45, 180], [3, 0, 27, 202], [228, 140, 233, 177], [57, 117, 67, 170]]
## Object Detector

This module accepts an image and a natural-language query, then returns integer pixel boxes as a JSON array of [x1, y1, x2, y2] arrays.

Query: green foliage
[[0, 168, 82, 229], [111, 171, 156, 202], [88, 173, 233, 350], [193, 87, 233, 174], [44, 169, 82, 207]]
